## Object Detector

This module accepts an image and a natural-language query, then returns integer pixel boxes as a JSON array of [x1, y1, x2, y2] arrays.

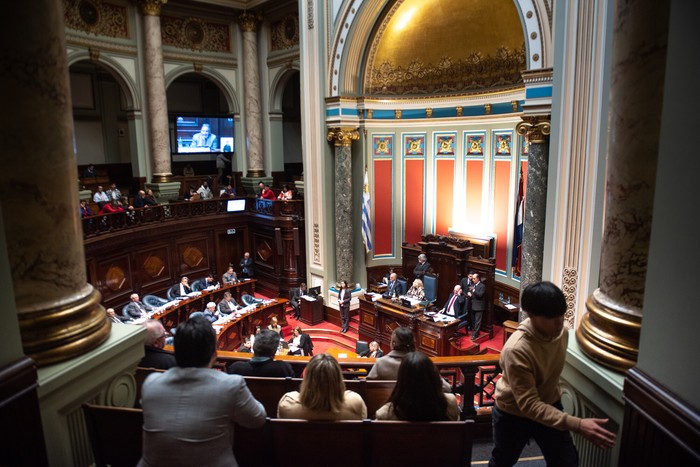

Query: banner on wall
[[512, 169, 524, 277], [362, 170, 373, 253]]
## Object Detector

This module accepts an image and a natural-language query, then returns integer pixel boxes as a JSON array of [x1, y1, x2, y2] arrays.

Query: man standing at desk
[[289, 283, 307, 320], [240, 252, 254, 279], [413, 253, 431, 281], [382, 273, 404, 298]]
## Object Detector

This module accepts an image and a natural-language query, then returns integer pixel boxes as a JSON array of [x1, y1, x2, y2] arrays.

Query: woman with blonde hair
[[405, 278, 426, 301], [277, 353, 367, 420]]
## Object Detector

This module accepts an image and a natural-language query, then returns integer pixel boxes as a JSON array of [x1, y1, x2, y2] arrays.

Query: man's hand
[[578, 418, 616, 448]]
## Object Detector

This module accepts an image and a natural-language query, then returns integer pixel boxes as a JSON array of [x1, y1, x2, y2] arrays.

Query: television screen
[[226, 199, 246, 212], [171, 115, 234, 162]]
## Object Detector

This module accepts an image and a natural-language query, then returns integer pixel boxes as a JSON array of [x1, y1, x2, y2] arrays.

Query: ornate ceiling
[[364, 0, 526, 96]]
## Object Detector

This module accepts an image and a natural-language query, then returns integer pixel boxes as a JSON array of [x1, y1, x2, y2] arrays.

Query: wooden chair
[[344, 380, 395, 419], [134, 367, 166, 408], [367, 420, 475, 467], [271, 419, 368, 467], [82, 404, 143, 467], [243, 376, 300, 417]]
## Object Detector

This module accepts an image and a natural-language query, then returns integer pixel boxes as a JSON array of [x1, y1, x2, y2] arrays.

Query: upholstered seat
[[241, 294, 262, 307], [143, 294, 167, 308], [190, 279, 207, 292], [423, 273, 439, 304], [355, 340, 369, 355], [121, 304, 131, 320], [166, 284, 181, 301]]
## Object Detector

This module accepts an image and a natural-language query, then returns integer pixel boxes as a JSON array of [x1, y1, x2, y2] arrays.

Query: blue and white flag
[[361, 171, 373, 253]]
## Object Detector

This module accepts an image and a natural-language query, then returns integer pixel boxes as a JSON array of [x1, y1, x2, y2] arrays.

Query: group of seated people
[[82, 183, 159, 218], [137, 319, 458, 465]]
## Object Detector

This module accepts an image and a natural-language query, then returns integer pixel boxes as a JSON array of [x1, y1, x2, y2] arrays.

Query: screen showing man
[[190, 123, 218, 151]]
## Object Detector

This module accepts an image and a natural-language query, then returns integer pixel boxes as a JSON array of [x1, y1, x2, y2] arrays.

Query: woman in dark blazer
[[338, 280, 351, 333]]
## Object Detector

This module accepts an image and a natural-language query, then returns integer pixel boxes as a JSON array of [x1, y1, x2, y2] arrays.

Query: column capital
[[238, 11, 263, 32], [516, 115, 551, 143], [138, 0, 167, 16], [327, 127, 359, 147]]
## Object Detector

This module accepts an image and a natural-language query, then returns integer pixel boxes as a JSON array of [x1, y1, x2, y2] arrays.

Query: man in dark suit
[[442, 285, 467, 321], [125, 293, 154, 320], [287, 326, 313, 356], [227, 330, 294, 377], [413, 253, 431, 280], [467, 272, 486, 340], [218, 292, 239, 315], [382, 273, 405, 298], [240, 252, 254, 278], [289, 283, 306, 319], [459, 272, 476, 331], [139, 320, 176, 370]]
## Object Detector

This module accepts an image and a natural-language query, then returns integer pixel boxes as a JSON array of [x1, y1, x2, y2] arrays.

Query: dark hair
[[520, 281, 567, 318], [253, 329, 280, 358], [388, 352, 449, 421], [340, 280, 348, 289], [174, 316, 216, 367], [391, 327, 415, 352]]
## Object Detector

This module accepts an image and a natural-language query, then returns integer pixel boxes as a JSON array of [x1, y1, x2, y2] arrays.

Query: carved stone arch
[[66, 50, 140, 110], [269, 67, 301, 113], [164, 65, 240, 114], [329, 0, 551, 97]]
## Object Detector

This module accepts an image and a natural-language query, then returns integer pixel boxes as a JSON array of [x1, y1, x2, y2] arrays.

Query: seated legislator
[[442, 285, 467, 320], [375, 351, 459, 421], [287, 326, 313, 356], [202, 273, 219, 290], [382, 272, 405, 298], [359, 341, 384, 358], [289, 283, 307, 320], [139, 320, 176, 370], [222, 266, 240, 285], [267, 316, 284, 338], [277, 354, 367, 420], [138, 317, 266, 466], [106, 307, 123, 324], [218, 292, 239, 315], [177, 276, 192, 296], [227, 329, 293, 378], [201, 302, 220, 324], [405, 278, 426, 301], [125, 293, 153, 320]]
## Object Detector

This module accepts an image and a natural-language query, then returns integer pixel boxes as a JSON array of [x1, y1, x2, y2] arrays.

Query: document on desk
[[432, 313, 457, 323], [505, 304, 518, 310], [302, 295, 317, 302]]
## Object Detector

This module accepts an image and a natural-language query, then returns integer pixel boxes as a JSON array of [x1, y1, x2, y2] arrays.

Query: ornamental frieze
[[63, 0, 129, 38], [161, 15, 230, 53], [271, 14, 299, 51]]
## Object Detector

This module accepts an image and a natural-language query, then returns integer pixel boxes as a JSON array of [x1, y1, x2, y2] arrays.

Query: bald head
[[143, 320, 166, 348]]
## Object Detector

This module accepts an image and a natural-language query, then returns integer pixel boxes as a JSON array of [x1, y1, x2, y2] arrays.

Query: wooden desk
[[300, 296, 324, 325], [368, 283, 387, 294], [358, 296, 459, 357], [214, 299, 288, 351]]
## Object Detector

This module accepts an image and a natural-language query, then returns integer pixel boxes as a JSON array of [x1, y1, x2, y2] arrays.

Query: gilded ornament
[[394, 109, 402, 119], [426, 108, 433, 118], [516, 116, 551, 143], [238, 11, 262, 33], [138, 0, 167, 16], [271, 14, 299, 51], [63, 0, 128, 38], [456, 106, 463, 116], [161, 15, 230, 53], [327, 127, 360, 147], [484, 103, 491, 115]]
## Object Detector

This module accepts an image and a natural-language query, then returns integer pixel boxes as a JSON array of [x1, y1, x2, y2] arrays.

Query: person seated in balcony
[[183, 163, 195, 177], [267, 316, 283, 339], [79, 200, 92, 218], [222, 266, 239, 284], [260, 184, 276, 200], [218, 292, 239, 315], [99, 199, 124, 215], [227, 329, 293, 378], [405, 278, 426, 301], [220, 184, 236, 197], [139, 320, 176, 370], [277, 353, 366, 420], [196, 180, 213, 200], [375, 351, 459, 421], [145, 189, 158, 205], [359, 341, 383, 358], [82, 163, 97, 179], [93, 185, 109, 209], [107, 182, 121, 202], [184, 187, 199, 202], [286, 326, 313, 356], [133, 190, 158, 208], [277, 184, 293, 200]]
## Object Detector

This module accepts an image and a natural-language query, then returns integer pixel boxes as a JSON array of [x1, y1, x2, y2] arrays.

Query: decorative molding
[[161, 15, 231, 53], [307, 0, 314, 30], [238, 11, 262, 33], [516, 115, 551, 143], [137, 0, 167, 16], [63, 0, 129, 38], [313, 222, 320, 263], [65, 34, 138, 54], [326, 127, 359, 147], [162, 51, 236, 66], [562, 267, 577, 327], [271, 14, 299, 51]]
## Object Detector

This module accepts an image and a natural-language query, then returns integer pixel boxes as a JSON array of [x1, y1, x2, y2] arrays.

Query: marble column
[[576, 0, 670, 372], [238, 12, 265, 178], [327, 128, 359, 284], [0, 0, 110, 366], [515, 116, 551, 318]]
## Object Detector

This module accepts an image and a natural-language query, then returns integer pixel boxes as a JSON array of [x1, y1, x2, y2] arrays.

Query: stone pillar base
[[576, 288, 641, 372], [145, 181, 181, 203], [240, 177, 272, 197], [78, 189, 93, 201]]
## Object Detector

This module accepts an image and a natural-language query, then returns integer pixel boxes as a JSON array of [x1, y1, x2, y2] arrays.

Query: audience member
[[382, 272, 404, 298], [183, 163, 195, 177], [138, 317, 266, 466], [201, 302, 220, 323], [196, 180, 213, 200], [93, 186, 109, 208], [359, 341, 383, 358], [413, 253, 431, 280], [119, 195, 134, 211], [338, 280, 351, 333], [99, 199, 123, 215], [145, 189, 158, 205], [467, 272, 486, 340], [220, 184, 236, 197], [489, 282, 616, 466], [133, 190, 157, 208], [366, 327, 414, 380], [184, 187, 199, 201], [289, 282, 307, 320], [257, 181, 265, 197], [106, 307, 123, 324], [267, 316, 283, 338], [375, 351, 459, 421], [216, 153, 231, 185], [82, 163, 97, 179], [277, 354, 366, 420], [287, 326, 313, 356], [227, 329, 293, 378], [405, 278, 426, 301], [178, 276, 192, 296], [125, 293, 152, 320], [260, 184, 276, 200], [139, 320, 176, 370], [217, 292, 239, 315], [222, 266, 239, 284], [240, 252, 254, 278], [190, 123, 218, 150], [80, 200, 92, 218], [277, 184, 293, 200], [107, 182, 121, 201]]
